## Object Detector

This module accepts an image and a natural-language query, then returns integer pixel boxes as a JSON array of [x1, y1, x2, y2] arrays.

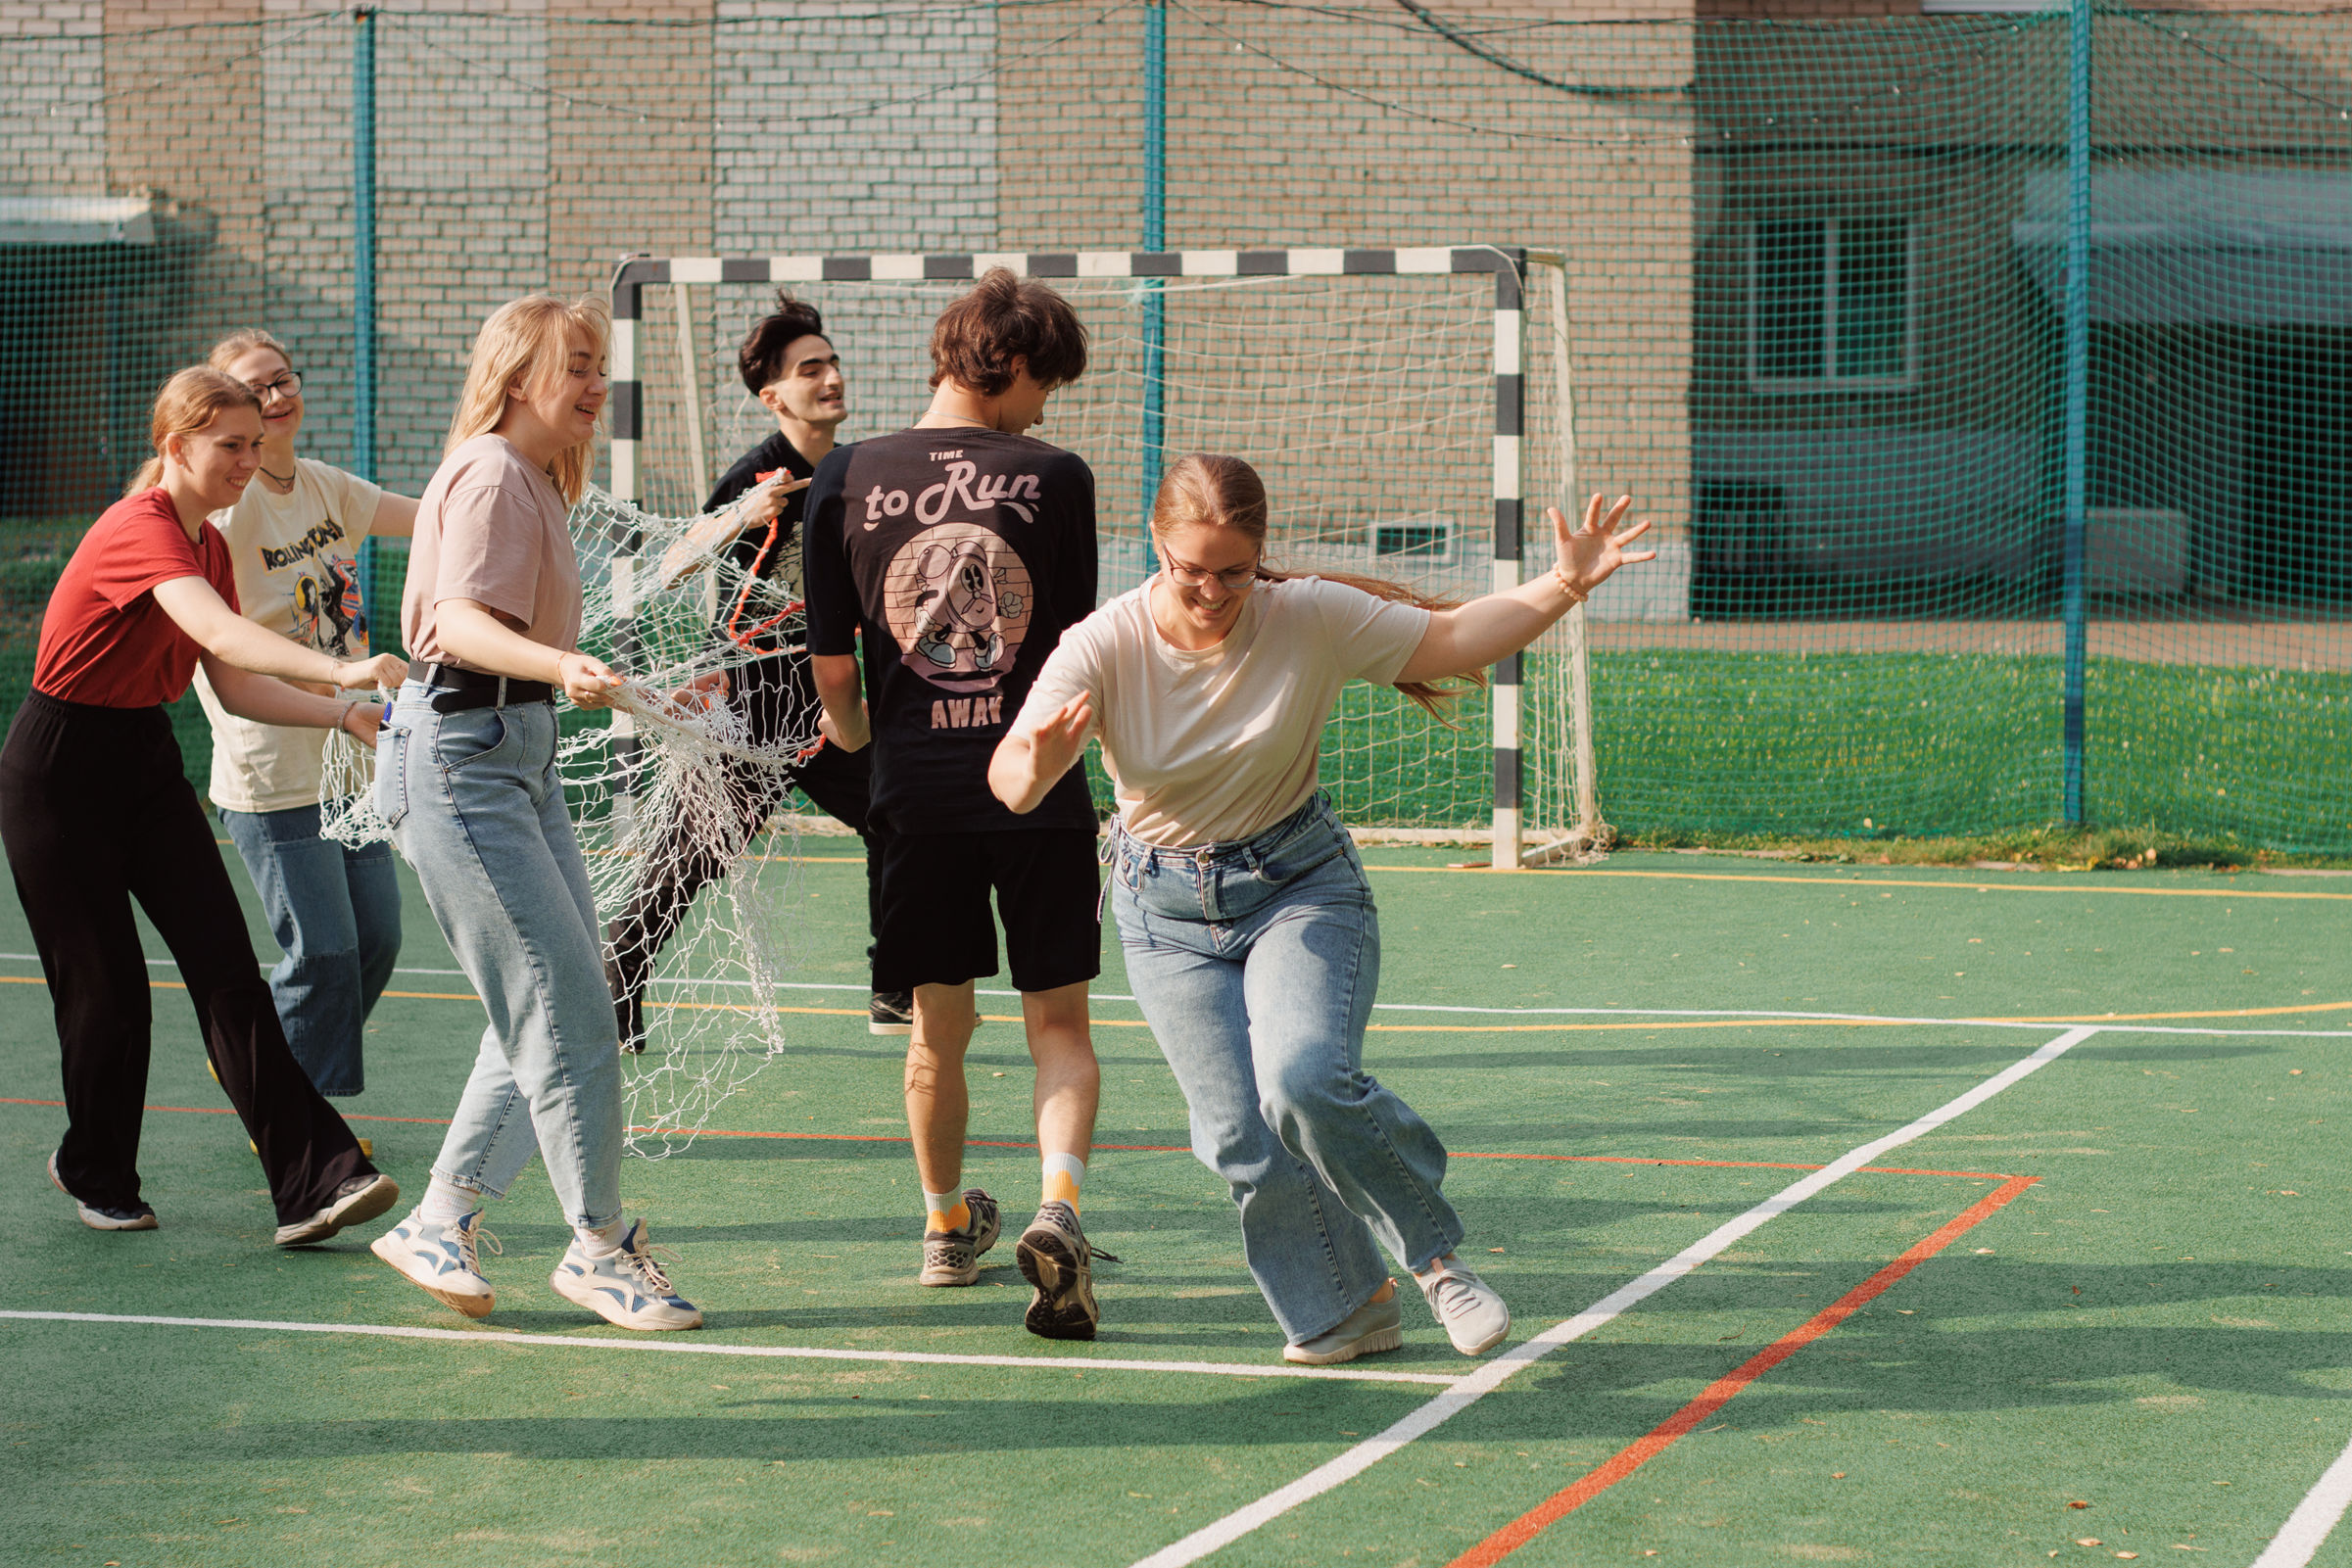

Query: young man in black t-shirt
[[602, 293, 912, 1053], [805, 269, 1108, 1340]]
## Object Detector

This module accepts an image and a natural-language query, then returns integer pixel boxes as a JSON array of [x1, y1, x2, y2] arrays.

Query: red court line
[[0, 1099, 2013, 1181], [1446, 1172, 2040, 1568]]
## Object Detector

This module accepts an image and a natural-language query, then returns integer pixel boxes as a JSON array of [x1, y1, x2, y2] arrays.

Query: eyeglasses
[[244, 371, 303, 402], [1161, 553, 1262, 592]]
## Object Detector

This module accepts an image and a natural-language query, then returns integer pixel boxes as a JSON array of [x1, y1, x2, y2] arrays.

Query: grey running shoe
[[273, 1171, 402, 1248], [49, 1150, 157, 1232], [868, 990, 915, 1035], [1016, 1200, 1118, 1341], [1283, 1289, 1405, 1365], [1415, 1259, 1512, 1355], [918, 1188, 1002, 1286]]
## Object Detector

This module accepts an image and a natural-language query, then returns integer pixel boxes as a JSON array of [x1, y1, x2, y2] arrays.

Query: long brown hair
[[126, 367, 264, 496], [445, 293, 608, 505], [1149, 452, 1482, 719]]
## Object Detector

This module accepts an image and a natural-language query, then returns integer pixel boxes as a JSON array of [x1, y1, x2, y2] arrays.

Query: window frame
[[1745, 214, 1921, 396]]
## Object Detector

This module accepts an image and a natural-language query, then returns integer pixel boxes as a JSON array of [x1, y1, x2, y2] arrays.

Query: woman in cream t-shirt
[[194, 329, 417, 1100], [994, 452, 1651, 1368]]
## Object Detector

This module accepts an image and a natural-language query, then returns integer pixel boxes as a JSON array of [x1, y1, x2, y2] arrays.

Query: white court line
[[0, 1309, 1459, 1387], [1128, 1024, 2097, 1568], [2252, 1432, 2352, 1567]]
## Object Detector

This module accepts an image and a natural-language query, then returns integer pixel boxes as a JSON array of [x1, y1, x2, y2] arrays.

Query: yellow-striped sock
[[925, 1188, 970, 1234], [1041, 1152, 1086, 1214]]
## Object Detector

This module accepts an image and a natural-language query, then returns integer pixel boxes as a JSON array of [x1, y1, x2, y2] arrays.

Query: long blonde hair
[[126, 367, 264, 496], [444, 293, 608, 505], [207, 326, 289, 377], [1150, 451, 1481, 720]]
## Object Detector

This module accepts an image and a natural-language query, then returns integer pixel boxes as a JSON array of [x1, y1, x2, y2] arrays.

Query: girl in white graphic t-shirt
[[993, 452, 1651, 1367], [193, 329, 418, 1101]]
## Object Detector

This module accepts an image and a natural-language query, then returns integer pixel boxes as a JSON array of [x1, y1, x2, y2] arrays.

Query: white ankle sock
[[418, 1179, 478, 1226], [575, 1220, 625, 1257]]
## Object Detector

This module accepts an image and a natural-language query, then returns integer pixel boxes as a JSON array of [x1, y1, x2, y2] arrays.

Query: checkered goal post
[[607, 246, 1602, 866]]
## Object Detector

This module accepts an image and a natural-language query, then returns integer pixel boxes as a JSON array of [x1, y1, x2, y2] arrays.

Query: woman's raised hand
[[1029, 693, 1095, 783], [1553, 493, 1656, 599], [336, 653, 408, 692], [557, 650, 625, 710]]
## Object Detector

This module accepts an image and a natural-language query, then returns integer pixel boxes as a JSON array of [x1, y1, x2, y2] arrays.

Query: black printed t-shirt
[[803, 426, 1097, 835], [704, 431, 817, 659]]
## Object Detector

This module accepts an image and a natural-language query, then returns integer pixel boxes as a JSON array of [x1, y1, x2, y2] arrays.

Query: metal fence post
[[1140, 0, 1166, 571], [2061, 0, 2091, 824], [353, 5, 382, 647]]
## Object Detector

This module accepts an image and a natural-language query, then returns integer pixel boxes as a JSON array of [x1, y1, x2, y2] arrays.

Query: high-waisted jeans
[[1109, 794, 1463, 1344], [377, 683, 620, 1231]]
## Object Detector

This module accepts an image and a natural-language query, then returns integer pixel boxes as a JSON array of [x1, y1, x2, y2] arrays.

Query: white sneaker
[[371, 1208, 499, 1319], [1415, 1258, 1512, 1355], [1283, 1288, 1404, 1365], [550, 1220, 702, 1332]]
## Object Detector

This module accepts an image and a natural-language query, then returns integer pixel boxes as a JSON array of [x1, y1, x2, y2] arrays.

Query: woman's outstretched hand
[[1553, 493, 1656, 599]]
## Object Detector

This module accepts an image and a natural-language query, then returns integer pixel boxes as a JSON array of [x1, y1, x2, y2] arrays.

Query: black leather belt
[[408, 661, 555, 713]]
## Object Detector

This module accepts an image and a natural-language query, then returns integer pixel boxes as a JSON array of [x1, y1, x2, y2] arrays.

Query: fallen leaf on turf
[[2079, 1540, 2102, 1547], [1975, 1247, 1995, 1255], [2118, 1555, 2138, 1561], [1831, 1472, 1846, 1479], [2071, 1500, 2090, 1508], [1489, 1247, 1507, 1254]]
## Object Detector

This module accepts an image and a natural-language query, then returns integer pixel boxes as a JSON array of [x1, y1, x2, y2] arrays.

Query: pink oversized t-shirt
[[402, 433, 582, 668]]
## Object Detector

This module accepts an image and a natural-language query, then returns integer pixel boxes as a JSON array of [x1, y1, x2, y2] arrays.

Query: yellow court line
[[1364, 865, 2352, 901], [9, 974, 2347, 1034]]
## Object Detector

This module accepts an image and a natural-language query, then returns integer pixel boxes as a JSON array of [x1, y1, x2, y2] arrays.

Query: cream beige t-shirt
[[192, 457, 383, 813], [1015, 575, 1431, 847], [403, 434, 582, 667]]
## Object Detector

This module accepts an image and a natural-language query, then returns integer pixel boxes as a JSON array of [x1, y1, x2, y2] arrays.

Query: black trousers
[[602, 653, 885, 1048], [0, 691, 370, 1224]]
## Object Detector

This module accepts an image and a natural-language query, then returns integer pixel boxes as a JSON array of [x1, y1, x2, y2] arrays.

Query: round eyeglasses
[[244, 371, 303, 403], [1162, 555, 1262, 592]]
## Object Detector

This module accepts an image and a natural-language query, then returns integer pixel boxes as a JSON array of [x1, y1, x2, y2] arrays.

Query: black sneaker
[[868, 990, 914, 1036], [49, 1150, 157, 1232], [273, 1171, 402, 1248], [1016, 1200, 1118, 1341], [918, 1188, 1002, 1286]]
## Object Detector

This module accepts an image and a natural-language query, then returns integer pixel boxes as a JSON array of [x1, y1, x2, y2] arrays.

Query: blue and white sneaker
[[550, 1219, 702, 1332], [370, 1208, 500, 1319]]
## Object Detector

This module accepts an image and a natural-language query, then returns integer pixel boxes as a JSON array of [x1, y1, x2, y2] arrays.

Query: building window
[[1748, 215, 1916, 393]]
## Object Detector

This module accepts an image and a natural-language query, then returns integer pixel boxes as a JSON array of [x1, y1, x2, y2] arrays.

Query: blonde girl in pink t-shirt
[[366, 295, 701, 1333], [994, 453, 1651, 1366]]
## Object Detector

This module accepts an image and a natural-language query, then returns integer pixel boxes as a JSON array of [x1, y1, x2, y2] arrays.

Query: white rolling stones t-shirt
[[192, 457, 383, 813]]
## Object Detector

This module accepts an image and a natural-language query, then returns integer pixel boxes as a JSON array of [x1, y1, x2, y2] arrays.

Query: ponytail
[[1148, 452, 1483, 720], [126, 366, 264, 496]]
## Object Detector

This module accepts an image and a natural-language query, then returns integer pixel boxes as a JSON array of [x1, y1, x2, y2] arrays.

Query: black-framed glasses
[[245, 371, 303, 402], [1162, 552, 1262, 592]]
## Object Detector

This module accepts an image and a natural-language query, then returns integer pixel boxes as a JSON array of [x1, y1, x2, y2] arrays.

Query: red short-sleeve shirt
[[33, 487, 240, 708]]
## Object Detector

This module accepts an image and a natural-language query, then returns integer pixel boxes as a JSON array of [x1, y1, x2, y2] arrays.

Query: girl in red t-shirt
[[0, 366, 408, 1245]]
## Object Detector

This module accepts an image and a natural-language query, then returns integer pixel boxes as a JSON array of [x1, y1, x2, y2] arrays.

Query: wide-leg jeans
[[377, 684, 619, 1230], [1109, 794, 1463, 1344]]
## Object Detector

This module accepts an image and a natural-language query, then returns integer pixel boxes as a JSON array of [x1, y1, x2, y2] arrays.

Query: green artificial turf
[[6, 842, 2352, 1563]]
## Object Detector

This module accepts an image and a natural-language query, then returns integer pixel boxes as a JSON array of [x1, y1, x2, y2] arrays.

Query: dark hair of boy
[[738, 291, 829, 394], [927, 268, 1089, 395]]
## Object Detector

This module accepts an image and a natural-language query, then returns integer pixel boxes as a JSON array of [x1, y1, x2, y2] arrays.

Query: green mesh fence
[[1, 4, 2346, 848]]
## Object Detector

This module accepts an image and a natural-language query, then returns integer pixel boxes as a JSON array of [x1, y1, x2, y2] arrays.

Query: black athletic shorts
[[873, 828, 1102, 994]]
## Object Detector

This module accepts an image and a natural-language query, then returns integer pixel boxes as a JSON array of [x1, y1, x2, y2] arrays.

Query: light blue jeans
[[376, 683, 619, 1231], [1110, 794, 1463, 1345], [216, 802, 403, 1097]]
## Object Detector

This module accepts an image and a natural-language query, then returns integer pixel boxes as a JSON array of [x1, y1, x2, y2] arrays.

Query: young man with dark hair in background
[[603, 292, 912, 1050], [803, 269, 1110, 1339]]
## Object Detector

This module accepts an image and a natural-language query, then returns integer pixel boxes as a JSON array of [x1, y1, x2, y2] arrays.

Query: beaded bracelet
[[1550, 563, 1589, 605]]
